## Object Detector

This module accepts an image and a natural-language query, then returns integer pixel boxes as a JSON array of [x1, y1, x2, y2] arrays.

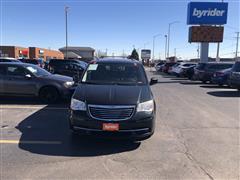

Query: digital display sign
[[188, 26, 224, 43]]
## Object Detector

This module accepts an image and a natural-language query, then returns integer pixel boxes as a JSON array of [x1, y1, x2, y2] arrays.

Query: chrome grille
[[88, 105, 135, 120]]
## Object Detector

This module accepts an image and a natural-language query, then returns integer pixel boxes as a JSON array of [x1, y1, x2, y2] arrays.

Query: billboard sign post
[[187, 2, 228, 25], [187, 2, 228, 63]]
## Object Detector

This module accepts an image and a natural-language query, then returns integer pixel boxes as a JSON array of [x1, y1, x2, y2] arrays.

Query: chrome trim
[[73, 126, 149, 132], [87, 104, 136, 121]]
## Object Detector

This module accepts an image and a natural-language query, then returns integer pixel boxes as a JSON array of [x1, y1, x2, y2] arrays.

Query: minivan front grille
[[88, 105, 135, 121]]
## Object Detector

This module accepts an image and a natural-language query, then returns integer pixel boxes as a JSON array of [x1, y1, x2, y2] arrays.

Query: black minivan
[[69, 58, 157, 141]]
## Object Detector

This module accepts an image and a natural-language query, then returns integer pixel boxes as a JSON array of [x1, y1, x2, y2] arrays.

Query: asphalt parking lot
[[1, 68, 239, 180]]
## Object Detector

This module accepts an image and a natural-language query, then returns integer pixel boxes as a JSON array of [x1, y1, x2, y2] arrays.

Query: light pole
[[152, 34, 161, 61], [65, 6, 69, 59], [164, 35, 167, 59], [167, 21, 179, 59]]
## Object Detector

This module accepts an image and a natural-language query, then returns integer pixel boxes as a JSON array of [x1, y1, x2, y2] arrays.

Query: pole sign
[[141, 49, 151, 59], [187, 2, 228, 25]]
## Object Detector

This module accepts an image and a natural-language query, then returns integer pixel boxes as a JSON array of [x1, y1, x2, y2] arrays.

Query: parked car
[[185, 65, 197, 80], [211, 68, 232, 86], [69, 58, 157, 141], [178, 63, 197, 77], [19, 59, 44, 68], [0, 62, 75, 103], [169, 63, 180, 75], [0, 57, 21, 63], [155, 62, 165, 71], [162, 62, 176, 73], [229, 61, 240, 90], [194, 62, 234, 83], [47, 59, 87, 82]]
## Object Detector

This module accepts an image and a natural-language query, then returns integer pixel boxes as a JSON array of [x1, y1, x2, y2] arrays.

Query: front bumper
[[61, 86, 76, 99], [211, 76, 226, 85], [229, 78, 240, 88], [69, 110, 155, 140]]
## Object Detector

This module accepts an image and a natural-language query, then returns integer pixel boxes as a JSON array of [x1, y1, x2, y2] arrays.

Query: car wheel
[[39, 86, 59, 103], [202, 81, 207, 84]]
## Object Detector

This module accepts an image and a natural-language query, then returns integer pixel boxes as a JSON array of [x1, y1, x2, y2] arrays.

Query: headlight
[[137, 100, 154, 113], [70, 98, 86, 111], [64, 81, 74, 88]]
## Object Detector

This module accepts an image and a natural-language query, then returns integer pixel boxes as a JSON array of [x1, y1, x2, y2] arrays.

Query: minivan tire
[[39, 86, 59, 103]]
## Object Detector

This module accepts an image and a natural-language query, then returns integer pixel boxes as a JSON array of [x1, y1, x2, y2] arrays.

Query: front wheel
[[39, 87, 59, 103]]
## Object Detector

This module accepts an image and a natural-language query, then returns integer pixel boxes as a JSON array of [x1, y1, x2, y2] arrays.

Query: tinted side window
[[232, 62, 240, 72], [7, 66, 26, 76], [0, 66, 6, 75]]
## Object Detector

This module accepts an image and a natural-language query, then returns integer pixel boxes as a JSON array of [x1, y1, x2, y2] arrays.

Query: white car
[[171, 62, 196, 76]]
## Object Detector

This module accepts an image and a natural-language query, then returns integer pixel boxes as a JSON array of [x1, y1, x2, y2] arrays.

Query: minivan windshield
[[25, 64, 51, 77], [82, 62, 147, 85]]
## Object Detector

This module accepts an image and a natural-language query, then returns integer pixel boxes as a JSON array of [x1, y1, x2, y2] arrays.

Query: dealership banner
[[187, 2, 228, 25], [188, 26, 224, 43]]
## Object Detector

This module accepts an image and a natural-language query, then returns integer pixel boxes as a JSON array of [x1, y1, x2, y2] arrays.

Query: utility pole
[[65, 6, 69, 60], [235, 32, 239, 58]]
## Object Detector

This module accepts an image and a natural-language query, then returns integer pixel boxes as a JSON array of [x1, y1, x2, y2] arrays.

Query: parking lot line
[[0, 140, 62, 144], [0, 105, 68, 110]]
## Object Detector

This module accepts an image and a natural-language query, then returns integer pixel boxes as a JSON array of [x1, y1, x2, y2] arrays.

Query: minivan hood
[[41, 74, 73, 82], [73, 84, 152, 105]]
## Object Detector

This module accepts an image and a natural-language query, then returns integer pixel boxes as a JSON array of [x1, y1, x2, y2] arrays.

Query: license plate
[[102, 123, 119, 131]]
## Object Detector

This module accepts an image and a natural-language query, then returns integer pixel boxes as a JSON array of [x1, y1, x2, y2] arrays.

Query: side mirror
[[25, 74, 32, 79], [150, 77, 158, 85]]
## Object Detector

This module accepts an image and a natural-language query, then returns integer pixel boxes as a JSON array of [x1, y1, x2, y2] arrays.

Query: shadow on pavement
[[180, 81, 203, 85], [171, 78, 188, 81], [0, 96, 70, 107], [16, 106, 140, 157], [200, 85, 234, 89], [207, 90, 240, 97], [155, 81, 184, 84]]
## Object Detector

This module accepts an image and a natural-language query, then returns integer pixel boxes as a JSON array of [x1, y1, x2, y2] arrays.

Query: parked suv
[[0, 62, 75, 103], [229, 61, 240, 90], [47, 59, 87, 82], [194, 62, 233, 83], [0, 57, 21, 63], [69, 58, 157, 141]]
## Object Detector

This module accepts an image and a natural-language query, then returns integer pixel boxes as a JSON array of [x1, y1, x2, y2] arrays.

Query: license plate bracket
[[102, 123, 119, 131]]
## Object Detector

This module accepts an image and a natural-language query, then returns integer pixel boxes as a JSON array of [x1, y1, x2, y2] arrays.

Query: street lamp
[[152, 34, 161, 61], [167, 21, 179, 59], [164, 35, 167, 59], [65, 6, 69, 59]]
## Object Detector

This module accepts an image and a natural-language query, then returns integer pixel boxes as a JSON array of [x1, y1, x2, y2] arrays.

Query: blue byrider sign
[[187, 2, 228, 25]]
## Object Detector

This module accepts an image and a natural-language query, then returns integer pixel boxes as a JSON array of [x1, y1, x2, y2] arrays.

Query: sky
[[0, 0, 239, 59]]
